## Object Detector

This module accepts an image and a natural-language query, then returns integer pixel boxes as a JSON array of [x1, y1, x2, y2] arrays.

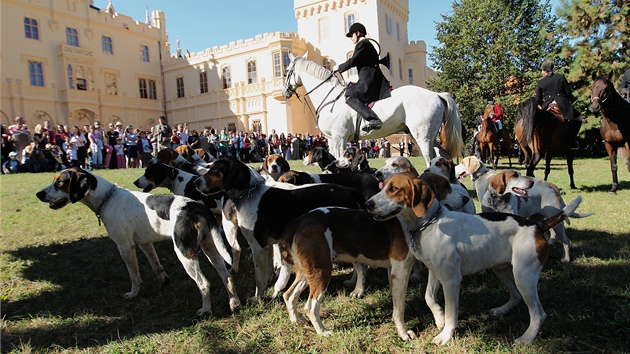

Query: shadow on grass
[[1, 236, 241, 351], [2, 227, 629, 352], [578, 180, 630, 193]]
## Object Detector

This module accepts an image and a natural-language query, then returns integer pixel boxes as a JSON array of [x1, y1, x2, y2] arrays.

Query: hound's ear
[[69, 169, 97, 203], [407, 165, 419, 176], [352, 152, 367, 171], [281, 159, 290, 172], [488, 172, 507, 195], [410, 178, 435, 218]]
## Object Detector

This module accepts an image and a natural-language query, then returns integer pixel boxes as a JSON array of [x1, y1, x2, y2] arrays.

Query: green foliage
[[428, 0, 560, 132], [555, 0, 630, 115]]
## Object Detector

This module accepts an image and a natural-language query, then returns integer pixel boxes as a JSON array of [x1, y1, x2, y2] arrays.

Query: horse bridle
[[591, 79, 610, 105], [283, 58, 346, 117]]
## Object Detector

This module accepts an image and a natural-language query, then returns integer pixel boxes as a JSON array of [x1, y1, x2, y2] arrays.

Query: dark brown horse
[[515, 97, 577, 189], [590, 72, 630, 194]]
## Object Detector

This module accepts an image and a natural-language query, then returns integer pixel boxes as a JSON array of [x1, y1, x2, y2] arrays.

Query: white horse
[[281, 53, 463, 166]]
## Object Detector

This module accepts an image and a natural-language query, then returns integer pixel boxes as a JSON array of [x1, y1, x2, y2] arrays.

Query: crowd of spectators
[[1, 115, 392, 174]]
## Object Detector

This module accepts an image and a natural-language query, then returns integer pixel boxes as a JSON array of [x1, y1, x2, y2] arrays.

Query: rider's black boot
[[568, 119, 582, 150], [346, 97, 383, 133]]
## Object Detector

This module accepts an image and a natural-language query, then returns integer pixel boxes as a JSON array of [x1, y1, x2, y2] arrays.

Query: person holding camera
[[154, 115, 172, 153]]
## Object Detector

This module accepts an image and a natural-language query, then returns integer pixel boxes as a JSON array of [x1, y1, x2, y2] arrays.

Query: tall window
[[140, 45, 149, 62], [199, 71, 208, 94], [247, 60, 257, 84], [386, 15, 394, 35], [222, 66, 231, 89], [139, 78, 148, 98], [102, 36, 113, 54], [399, 58, 403, 80], [24, 18, 39, 40], [318, 18, 329, 42], [273, 52, 282, 78], [408, 69, 413, 85], [345, 13, 356, 34], [67, 65, 73, 89], [176, 77, 185, 98], [29, 61, 44, 87], [148, 79, 157, 99], [66, 27, 79, 47], [396, 23, 400, 41]]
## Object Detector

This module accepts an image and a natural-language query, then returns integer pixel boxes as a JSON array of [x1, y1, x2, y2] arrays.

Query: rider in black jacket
[[535, 60, 582, 149], [336, 23, 390, 133]]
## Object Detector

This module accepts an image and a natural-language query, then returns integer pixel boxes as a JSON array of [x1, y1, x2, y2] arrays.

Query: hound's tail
[[537, 196, 584, 232]]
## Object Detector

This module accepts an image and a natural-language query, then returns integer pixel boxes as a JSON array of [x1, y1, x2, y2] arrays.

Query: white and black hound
[[36, 167, 240, 316], [194, 157, 366, 302], [133, 162, 242, 272]]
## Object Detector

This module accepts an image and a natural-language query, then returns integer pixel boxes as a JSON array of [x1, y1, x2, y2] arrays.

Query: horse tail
[[517, 97, 537, 146], [437, 92, 464, 158]]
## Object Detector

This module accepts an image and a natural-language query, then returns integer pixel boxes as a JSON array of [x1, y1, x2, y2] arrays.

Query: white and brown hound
[[366, 172, 584, 345], [194, 157, 366, 302], [482, 169, 593, 262], [36, 167, 240, 316], [261, 153, 291, 181]]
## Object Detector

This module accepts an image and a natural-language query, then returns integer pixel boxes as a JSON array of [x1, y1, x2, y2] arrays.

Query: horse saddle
[[547, 103, 565, 121]]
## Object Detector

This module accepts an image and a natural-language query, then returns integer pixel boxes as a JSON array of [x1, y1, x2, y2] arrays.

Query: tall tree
[[428, 0, 560, 132], [555, 0, 629, 124]]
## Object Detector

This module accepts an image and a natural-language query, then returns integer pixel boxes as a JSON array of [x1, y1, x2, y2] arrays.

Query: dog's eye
[[388, 185, 398, 192], [392, 163, 399, 168], [436, 162, 442, 167]]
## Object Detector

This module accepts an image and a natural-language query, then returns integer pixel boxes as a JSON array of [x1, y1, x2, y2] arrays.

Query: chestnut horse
[[515, 97, 577, 189], [590, 72, 630, 194], [477, 105, 500, 169]]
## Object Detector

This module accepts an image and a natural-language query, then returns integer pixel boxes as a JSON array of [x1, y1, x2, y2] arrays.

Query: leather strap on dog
[[407, 206, 442, 251], [95, 185, 118, 226]]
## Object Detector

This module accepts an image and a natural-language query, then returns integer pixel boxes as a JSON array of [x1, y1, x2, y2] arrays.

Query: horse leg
[[329, 137, 346, 159], [566, 151, 576, 189], [605, 142, 618, 194], [527, 150, 541, 177], [416, 139, 435, 168], [544, 153, 552, 181], [489, 143, 497, 169]]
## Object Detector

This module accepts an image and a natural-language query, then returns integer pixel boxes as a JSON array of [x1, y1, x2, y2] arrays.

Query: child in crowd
[[66, 142, 79, 167], [114, 137, 126, 169], [2, 151, 20, 174]]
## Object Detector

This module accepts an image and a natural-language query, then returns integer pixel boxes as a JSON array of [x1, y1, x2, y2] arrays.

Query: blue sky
[[106, 0, 559, 68]]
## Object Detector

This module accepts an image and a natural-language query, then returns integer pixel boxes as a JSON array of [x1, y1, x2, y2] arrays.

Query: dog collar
[[407, 205, 442, 251], [95, 185, 117, 226], [472, 169, 489, 181], [233, 178, 264, 203]]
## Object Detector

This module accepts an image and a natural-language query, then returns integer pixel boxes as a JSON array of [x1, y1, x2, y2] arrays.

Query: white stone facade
[[1, 0, 433, 136]]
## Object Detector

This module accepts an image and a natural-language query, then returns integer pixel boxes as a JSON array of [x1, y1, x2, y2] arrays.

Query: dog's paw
[[489, 306, 509, 316], [513, 335, 534, 346], [432, 332, 452, 346], [319, 330, 332, 337], [122, 291, 138, 299], [246, 296, 261, 305], [349, 289, 364, 298], [399, 330, 417, 341], [229, 298, 241, 312], [196, 307, 212, 317]]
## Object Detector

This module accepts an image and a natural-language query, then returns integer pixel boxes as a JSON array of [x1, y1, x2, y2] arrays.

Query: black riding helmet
[[346, 22, 367, 37]]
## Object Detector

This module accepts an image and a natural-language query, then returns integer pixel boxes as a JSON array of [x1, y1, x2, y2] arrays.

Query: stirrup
[[362, 121, 382, 133], [570, 141, 580, 150]]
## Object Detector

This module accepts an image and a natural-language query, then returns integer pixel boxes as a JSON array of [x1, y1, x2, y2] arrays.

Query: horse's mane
[[295, 57, 345, 89], [516, 97, 537, 146]]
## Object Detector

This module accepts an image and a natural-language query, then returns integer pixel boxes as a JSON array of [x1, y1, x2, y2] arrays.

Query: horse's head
[[282, 52, 308, 99], [590, 71, 614, 113]]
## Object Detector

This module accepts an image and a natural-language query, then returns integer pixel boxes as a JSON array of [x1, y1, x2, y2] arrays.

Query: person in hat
[[3, 151, 21, 174], [484, 96, 504, 139], [335, 22, 391, 133], [536, 60, 582, 150]]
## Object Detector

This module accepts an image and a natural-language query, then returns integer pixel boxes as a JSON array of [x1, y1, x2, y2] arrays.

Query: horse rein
[[591, 79, 610, 105]]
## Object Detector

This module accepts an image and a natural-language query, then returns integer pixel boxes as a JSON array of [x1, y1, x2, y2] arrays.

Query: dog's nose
[[35, 190, 46, 201], [365, 199, 375, 211]]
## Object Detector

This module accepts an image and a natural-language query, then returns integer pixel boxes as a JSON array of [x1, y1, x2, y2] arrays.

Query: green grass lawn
[[1, 156, 629, 353]]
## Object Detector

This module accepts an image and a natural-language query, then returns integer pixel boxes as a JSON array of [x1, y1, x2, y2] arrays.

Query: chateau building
[[1, 0, 433, 135]]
